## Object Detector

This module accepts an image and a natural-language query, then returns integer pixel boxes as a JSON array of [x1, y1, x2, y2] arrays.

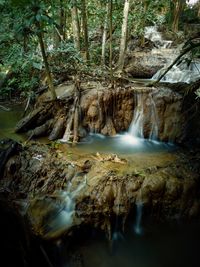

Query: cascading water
[[42, 176, 86, 238], [152, 60, 200, 83], [145, 26, 200, 84], [134, 202, 143, 235], [123, 91, 159, 144], [144, 26, 172, 49], [133, 189, 143, 235], [129, 93, 144, 139]]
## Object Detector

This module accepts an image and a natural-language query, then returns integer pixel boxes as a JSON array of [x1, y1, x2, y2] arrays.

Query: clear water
[[77, 133, 175, 155], [0, 105, 25, 141], [1, 106, 197, 267]]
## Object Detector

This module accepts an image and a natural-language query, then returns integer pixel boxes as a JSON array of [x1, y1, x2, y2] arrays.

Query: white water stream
[[134, 202, 143, 235], [43, 176, 87, 237], [122, 91, 159, 146], [145, 26, 200, 83]]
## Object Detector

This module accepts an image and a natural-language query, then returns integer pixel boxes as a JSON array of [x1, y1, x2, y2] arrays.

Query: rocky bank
[[0, 140, 199, 240]]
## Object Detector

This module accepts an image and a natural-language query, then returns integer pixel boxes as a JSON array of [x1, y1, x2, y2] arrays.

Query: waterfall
[[145, 26, 200, 84], [134, 202, 143, 235], [43, 176, 86, 237], [144, 26, 172, 49], [129, 93, 144, 138], [128, 92, 159, 141], [152, 61, 200, 84]]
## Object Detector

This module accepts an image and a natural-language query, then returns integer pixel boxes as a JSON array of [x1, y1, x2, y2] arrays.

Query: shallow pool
[[0, 104, 25, 141], [76, 133, 176, 155]]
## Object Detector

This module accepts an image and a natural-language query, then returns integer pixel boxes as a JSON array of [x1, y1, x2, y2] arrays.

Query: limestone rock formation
[[14, 82, 193, 144], [0, 142, 199, 240]]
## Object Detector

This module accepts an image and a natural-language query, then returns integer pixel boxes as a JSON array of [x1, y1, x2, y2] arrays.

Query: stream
[[0, 105, 199, 267], [0, 104, 26, 142]]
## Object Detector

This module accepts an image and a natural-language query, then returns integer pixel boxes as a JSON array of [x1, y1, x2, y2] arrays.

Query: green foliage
[[48, 41, 84, 71], [129, 0, 170, 37], [0, 0, 200, 100], [181, 4, 200, 24]]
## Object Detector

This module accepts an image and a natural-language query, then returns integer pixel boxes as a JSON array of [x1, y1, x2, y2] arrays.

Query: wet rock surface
[[0, 141, 199, 240], [14, 82, 197, 144]]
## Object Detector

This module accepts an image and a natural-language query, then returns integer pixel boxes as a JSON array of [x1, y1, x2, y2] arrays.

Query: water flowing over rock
[[144, 26, 200, 84], [125, 26, 176, 78], [152, 60, 200, 83], [0, 141, 200, 240], [144, 26, 172, 49], [134, 201, 143, 235], [14, 82, 197, 144], [128, 91, 159, 141]]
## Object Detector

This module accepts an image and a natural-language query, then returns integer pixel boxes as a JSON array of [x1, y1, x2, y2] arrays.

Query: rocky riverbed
[[0, 139, 199, 240]]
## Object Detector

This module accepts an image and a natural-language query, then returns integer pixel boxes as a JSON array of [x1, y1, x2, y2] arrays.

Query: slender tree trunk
[[172, 0, 185, 32], [117, 0, 130, 71], [140, 0, 148, 47], [81, 0, 89, 60], [23, 35, 28, 53], [36, 22, 57, 100], [71, 1, 81, 51], [198, 3, 200, 17], [101, 3, 109, 66], [109, 0, 113, 83], [60, 0, 66, 40]]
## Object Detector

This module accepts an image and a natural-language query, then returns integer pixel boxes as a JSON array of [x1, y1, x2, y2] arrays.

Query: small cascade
[[126, 92, 159, 142], [152, 60, 200, 84], [134, 202, 143, 235], [134, 203, 143, 235], [145, 26, 200, 84], [144, 26, 172, 49], [129, 93, 144, 138], [112, 186, 124, 243], [44, 177, 86, 237]]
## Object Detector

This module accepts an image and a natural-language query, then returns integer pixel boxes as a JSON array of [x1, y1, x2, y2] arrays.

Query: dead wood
[[49, 117, 65, 141], [27, 119, 54, 138], [62, 112, 74, 142], [15, 106, 44, 133]]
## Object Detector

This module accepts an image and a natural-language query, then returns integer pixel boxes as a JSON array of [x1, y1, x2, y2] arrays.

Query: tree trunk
[[52, 1, 64, 48], [36, 22, 57, 100], [60, 0, 66, 40], [101, 3, 109, 66], [73, 78, 81, 143], [23, 35, 28, 53], [140, 0, 148, 47], [81, 0, 89, 60], [109, 0, 113, 83], [71, 1, 81, 51], [117, 0, 130, 71], [172, 0, 185, 32]]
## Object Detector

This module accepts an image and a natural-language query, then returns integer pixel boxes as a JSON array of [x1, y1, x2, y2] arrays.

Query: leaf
[[11, 0, 29, 7], [41, 14, 49, 22], [36, 14, 41, 22], [33, 62, 43, 70]]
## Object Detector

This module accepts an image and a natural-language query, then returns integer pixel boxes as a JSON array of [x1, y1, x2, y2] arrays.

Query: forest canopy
[[0, 0, 200, 99]]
